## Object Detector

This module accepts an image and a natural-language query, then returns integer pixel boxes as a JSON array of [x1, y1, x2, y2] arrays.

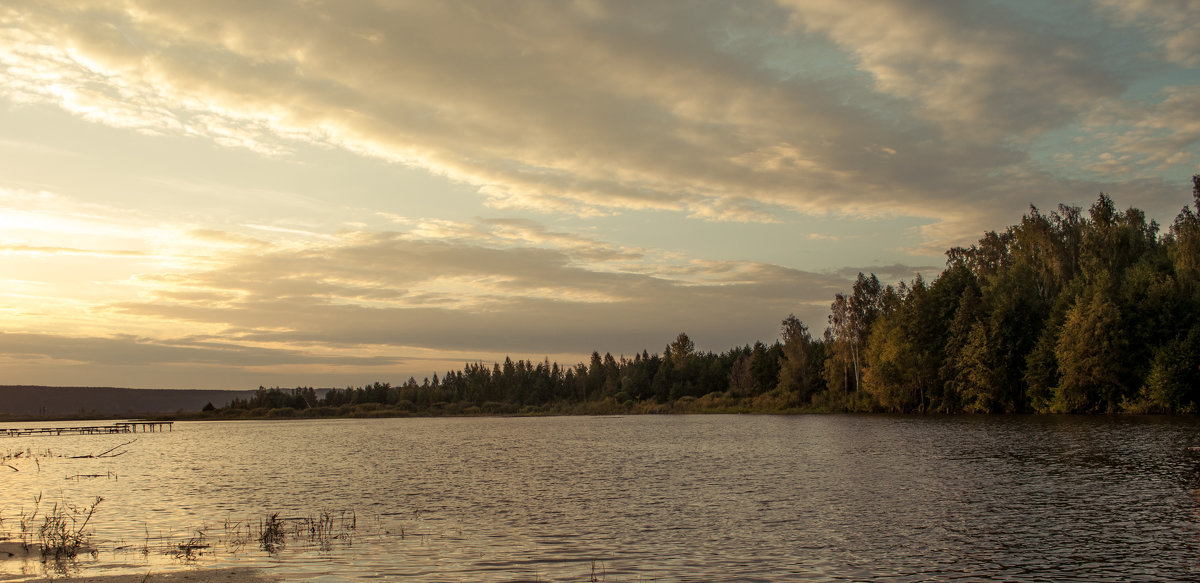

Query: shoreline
[[1, 544, 278, 583], [15, 568, 278, 583]]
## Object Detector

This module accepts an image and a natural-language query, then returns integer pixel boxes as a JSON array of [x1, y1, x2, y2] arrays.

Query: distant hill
[[0, 386, 258, 418]]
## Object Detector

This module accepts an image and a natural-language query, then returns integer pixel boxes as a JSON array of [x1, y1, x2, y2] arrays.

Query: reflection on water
[[1, 415, 1199, 581]]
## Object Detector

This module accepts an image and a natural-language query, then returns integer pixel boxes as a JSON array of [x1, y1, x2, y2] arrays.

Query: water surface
[[1, 415, 1198, 581]]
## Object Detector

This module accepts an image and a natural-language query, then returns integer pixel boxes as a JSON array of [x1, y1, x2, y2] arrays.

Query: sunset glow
[[1, 0, 1196, 388]]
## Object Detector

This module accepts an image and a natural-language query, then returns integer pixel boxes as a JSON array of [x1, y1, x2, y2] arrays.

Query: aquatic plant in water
[[256, 510, 358, 554], [38, 496, 103, 559], [258, 513, 285, 553]]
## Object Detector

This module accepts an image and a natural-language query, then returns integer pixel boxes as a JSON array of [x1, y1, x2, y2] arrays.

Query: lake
[[1, 415, 1199, 581]]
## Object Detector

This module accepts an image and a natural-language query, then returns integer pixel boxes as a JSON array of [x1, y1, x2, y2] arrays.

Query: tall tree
[[956, 321, 1005, 413], [1054, 277, 1126, 412], [778, 315, 816, 403], [668, 332, 695, 366], [826, 273, 884, 396]]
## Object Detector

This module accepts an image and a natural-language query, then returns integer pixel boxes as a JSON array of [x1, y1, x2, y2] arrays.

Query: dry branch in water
[[70, 439, 136, 459]]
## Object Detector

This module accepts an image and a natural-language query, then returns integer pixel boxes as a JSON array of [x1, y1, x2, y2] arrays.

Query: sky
[[0, 0, 1198, 390]]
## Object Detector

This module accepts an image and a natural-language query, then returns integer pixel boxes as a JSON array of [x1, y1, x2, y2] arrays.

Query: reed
[[17, 492, 43, 551], [257, 513, 285, 553], [254, 509, 360, 553], [2, 448, 54, 473], [38, 496, 103, 559], [223, 517, 251, 552], [173, 530, 210, 561]]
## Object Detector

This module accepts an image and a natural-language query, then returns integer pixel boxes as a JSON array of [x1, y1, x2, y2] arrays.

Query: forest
[[209, 177, 1200, 417]]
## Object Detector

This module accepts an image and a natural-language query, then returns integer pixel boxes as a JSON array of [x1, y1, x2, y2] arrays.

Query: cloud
[[0, 187, 242, 279], [779, 0, 1123, 139], [0, 184, 943, 385], [0, 332, 401, 368], [476, 218, 645, 263], [1091, 0, 1200, 67], [0, 332, 411, 389], [3, 0, 1174, 249], [187, 229, 270, 250], [1082, 86, 1200, 176], [0, 137, 81, 158], [0, 244, 147, 258], [7, 1, 1197, 390], [102, 225, 897, 359]]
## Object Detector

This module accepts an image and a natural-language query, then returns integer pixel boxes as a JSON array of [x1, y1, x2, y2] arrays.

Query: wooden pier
[[0, 421, 173, 437]]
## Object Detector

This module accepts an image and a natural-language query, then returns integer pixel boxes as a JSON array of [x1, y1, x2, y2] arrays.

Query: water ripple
[[2, 415, 1200, 581]]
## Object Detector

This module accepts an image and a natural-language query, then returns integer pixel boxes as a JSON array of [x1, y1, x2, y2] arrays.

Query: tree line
[[211, 177, 1200, 417]]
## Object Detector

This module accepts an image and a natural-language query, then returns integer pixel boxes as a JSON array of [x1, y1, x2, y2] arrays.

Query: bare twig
[[97, 440, 136, 458], [69, 439, 136, 459]]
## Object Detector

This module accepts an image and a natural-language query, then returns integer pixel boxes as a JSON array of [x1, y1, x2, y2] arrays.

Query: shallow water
[[1, 415, 1199, 581]]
